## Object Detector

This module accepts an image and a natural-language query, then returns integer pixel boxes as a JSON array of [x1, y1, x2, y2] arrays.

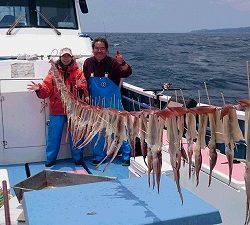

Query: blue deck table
[[23, 176, 222, 225]]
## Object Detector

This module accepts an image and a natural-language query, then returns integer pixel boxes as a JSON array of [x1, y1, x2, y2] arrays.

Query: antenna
[[102, 21, 107, 39], [204, 82, 211, 105]]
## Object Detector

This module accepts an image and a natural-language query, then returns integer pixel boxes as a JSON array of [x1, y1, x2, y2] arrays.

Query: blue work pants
[[46, 115, 82, 163]]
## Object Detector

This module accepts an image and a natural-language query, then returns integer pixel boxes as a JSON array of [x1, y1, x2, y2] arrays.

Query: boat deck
[[1, 156, 129, 193], [0, 156, 129, 225], [162, 131, 246, 189], [0, 137, 247, 225], [23, 176, 221, 225]]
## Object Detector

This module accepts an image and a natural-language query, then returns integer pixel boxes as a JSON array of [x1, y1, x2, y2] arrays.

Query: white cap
[[59, 47, 73, 57]]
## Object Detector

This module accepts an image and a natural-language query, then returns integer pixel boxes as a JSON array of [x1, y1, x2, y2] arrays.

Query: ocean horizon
[[88, 32, 250, 106]]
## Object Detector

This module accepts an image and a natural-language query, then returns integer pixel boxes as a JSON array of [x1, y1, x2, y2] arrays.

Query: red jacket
[[36, 62, 89, 115]]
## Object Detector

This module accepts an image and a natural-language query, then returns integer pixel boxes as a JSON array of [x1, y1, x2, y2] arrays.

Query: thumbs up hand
[[115, 51, 125, 65]]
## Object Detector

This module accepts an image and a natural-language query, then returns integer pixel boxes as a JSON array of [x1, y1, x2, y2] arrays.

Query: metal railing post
[[2, 180, 11, 225]]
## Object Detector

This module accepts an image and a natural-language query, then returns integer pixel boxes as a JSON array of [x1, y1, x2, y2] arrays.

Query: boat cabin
[[0, 0, 92, 165]]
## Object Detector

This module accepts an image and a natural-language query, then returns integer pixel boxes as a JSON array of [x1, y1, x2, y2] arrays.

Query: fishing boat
[[0, 1, 246, 225]]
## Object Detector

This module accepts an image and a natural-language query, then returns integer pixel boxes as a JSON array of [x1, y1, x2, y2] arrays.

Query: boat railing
[[0, 78, 42, 81], [122, 81, 245, 118], [121, 81, 247, 160]]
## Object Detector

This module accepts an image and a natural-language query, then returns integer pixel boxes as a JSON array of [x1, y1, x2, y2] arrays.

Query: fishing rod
[[143, 83, 190, 108], [143, 82, 188, 93], [143, 88, 189, 92]]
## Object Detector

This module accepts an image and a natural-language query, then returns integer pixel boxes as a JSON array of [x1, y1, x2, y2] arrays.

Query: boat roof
[[0, 33, 92, 57]]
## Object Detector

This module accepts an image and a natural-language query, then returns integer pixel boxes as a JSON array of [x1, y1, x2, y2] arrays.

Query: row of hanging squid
[[51, 64, 250, 224]]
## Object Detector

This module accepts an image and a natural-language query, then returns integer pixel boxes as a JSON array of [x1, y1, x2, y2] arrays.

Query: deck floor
[[0, 156, 129, 225], [1, 156, 129, 194], [0, 137, 247, 225]]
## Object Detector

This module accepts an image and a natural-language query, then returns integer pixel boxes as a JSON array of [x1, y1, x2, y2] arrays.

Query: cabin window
[[0, 0, 30, 28], [36, 0, 78, 29], [0, 0, 78, 29]]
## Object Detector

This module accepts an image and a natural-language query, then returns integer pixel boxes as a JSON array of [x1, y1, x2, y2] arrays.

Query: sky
[[80, 0, 250, 33]]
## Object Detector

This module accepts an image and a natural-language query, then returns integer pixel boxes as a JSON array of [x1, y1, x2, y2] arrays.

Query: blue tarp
[[23, 176, 222, 225]]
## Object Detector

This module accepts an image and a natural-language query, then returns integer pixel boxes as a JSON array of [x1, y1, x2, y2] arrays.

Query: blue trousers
[[91, 132, 131, 162], [46, 115, 83, 163], [88, 76, 131, 162]]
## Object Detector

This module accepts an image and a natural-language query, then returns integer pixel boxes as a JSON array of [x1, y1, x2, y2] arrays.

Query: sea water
[[89, 32, 250, 106]]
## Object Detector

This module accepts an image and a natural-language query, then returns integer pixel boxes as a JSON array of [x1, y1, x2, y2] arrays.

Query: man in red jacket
[[28, 48, 89, 167]]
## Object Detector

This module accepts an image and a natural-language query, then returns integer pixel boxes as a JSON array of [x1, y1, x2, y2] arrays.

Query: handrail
[[0, 54, 92, 61], [0, 78, 43, 81], [6, 15, 23, 35], [122, 82, 245, 120], [35, 10, 61, 35]]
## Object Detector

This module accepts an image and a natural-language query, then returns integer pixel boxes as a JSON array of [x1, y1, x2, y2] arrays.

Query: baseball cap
[[60, 47, 73, 57]]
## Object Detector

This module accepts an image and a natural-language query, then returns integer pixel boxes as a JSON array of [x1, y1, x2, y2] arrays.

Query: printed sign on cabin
[[11, 63, 35, 78]]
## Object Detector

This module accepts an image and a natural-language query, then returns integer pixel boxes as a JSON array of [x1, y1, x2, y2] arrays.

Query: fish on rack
[[221, 104, 243, 184], [51, 64, 250, 223], [239, 99, 250, 225]]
